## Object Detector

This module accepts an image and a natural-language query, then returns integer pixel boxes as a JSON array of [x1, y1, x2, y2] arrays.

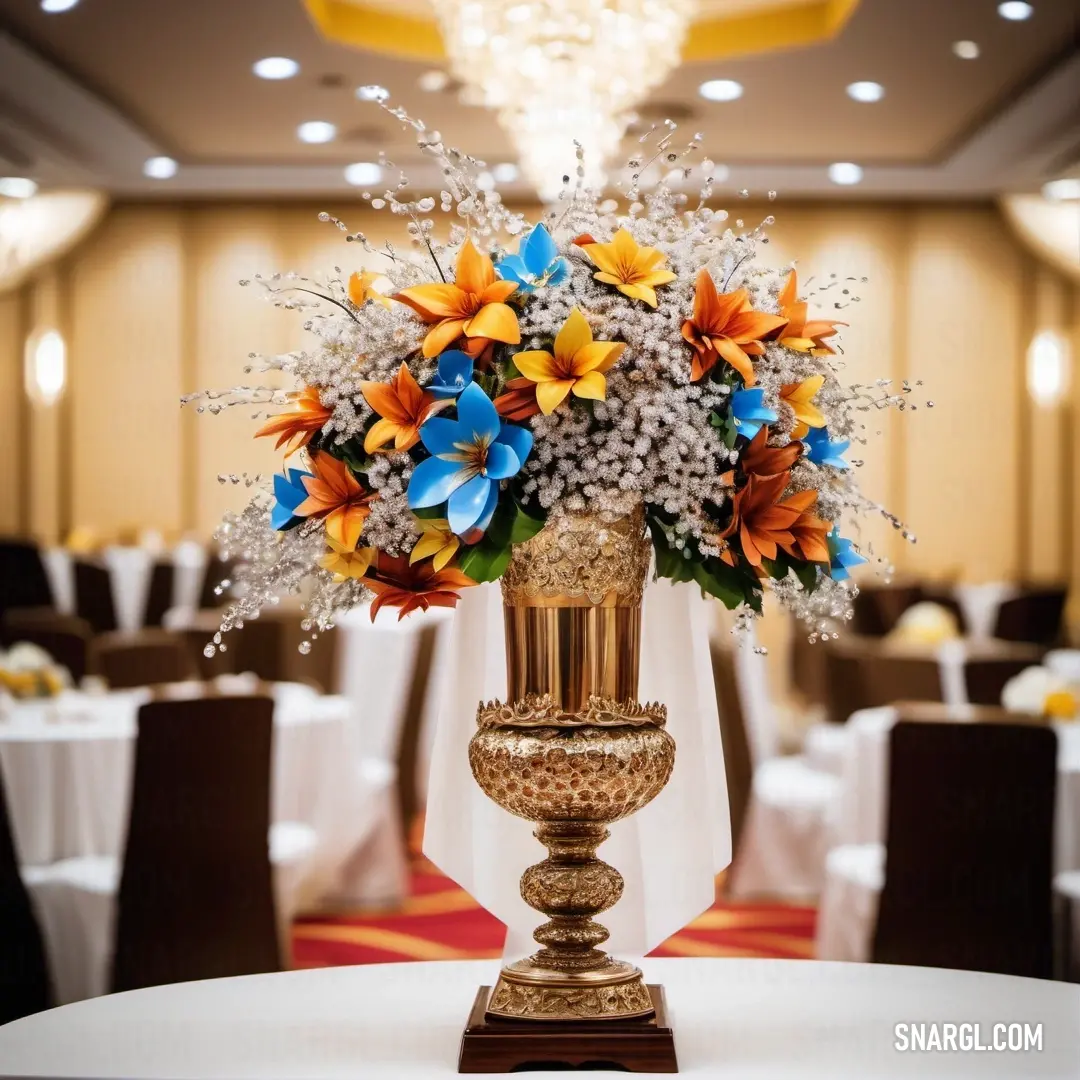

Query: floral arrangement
[[1002, 666, 1078, 721], [0, 643, 70, 700], [191, 91, 914, 649]]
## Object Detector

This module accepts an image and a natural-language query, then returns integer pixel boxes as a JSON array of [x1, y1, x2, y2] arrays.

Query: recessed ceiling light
[[0, 177, 38, 198], [952, 40, 980, 59], [344, 162, 382, 187], [828, 162, 863, 186], [492, 162, 519, 183], [253, 57, 299, 80], [40, 0, 79, 11], [846, 80, 885, 103], [143, 156, 178, 180], [998, 1, 1033, 20], [417, 70, 450, 93], [1042, 178, 1080, 202], [297, 121, 337, 144], [699, 79, 743, 102]]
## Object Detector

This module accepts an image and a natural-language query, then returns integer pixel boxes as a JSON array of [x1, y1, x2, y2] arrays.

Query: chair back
[[0, 609, 93, 682], [91, 630, 194, 689], [964, 656, 1038, 707], [111, 694, 281, 992], [852, 584, 922, 637], [142, 561, 175, 628], [858, 651, 943, 707], [822, 642, 874, 724], [872, 720, 1056, 978], [74, 559, 117, 633], [198, 557, 236, 609], [0, 763, 51, 1023], [0, 540, 54, 620], [709, 638, 753, 854], [993, 588, 1067, 646]]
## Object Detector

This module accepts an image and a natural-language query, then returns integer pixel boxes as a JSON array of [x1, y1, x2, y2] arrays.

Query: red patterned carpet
[[292, 863, 816, 967]]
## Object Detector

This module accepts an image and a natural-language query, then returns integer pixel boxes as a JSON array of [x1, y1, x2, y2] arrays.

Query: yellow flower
[[319, 536, 377, 581], [1045, 690, 1078, 720], [580, 228, 676, 308], [512, 308, 626, 414], [780, 375, 826, 438], [348, 269, 391, 309], [409, 518, 460, 572]]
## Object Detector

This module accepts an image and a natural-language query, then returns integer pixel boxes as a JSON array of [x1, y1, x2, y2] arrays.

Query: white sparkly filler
[[184, 90, 919, 653]]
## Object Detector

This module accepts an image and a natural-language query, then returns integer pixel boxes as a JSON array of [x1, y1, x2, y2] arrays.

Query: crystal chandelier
[[429, 0, 693, 201]]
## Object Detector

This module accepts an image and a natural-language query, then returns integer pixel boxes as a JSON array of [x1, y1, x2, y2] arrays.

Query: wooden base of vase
[[458, 985, 678, 1073]]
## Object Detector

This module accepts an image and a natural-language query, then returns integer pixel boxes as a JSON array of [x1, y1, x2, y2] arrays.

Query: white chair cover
[[40, 548, 75, 615], [423, 580, 731, 960], [952, 582, 1019, 641], [101, 546, 155, 633]]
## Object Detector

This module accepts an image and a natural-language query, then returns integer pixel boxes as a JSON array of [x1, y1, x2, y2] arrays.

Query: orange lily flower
[[348, 269, 391, 309], [778, 270, 845, 355], [580, 228, 676, 308], [360, 363, 449, 454], [776, 490, 832, 563], [393, 239, 520, 358], [294, 451, 376, 550], [682, 270, 788, 385], [719, 470, 808, 568], [256, 387, 332, 454], [364, 552, 476, 621], [780, 375, 826, 439], [493, 377, 541, 422], [512, 308, 626, 414], [319, 537, 377, 581], [739, 426, 803, 478]]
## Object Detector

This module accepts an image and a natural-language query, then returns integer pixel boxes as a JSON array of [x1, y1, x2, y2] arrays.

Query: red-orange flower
[[682, 269, 788, 385], [777, 490, 832, 564], [294, 452, 376, 550], [393, 239, 520, 359], [719, 470, 805, 567], [255, 387, 332, 454], [739, 426, 804, 478], [360, 363, 449, 454], [364, 552, 476, 621], [778, 270, 845, 356], [493, 377, 541, 422]]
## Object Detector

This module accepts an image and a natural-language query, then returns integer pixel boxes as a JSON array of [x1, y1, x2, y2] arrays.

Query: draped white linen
[[423, 580, 730, 959]]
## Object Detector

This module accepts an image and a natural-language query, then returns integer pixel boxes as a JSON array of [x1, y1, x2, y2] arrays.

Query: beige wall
[[0, 200, 1075, 611]]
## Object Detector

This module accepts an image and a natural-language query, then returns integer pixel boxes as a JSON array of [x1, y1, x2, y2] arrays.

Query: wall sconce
[[25, 329, 67, 406], [1027, 330, 1071, 408]]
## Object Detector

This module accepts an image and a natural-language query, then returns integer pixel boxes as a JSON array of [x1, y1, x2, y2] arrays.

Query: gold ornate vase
[[468, 504, 675, 1022]]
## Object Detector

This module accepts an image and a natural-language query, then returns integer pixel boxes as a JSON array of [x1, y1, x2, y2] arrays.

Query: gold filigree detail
[[487, 976, 654, 1021], [476, 693, 667, 730], [500, 504, 651, 607]]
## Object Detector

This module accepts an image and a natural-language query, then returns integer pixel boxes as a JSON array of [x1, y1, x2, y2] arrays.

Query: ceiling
[[0, 0, 1078, 199]]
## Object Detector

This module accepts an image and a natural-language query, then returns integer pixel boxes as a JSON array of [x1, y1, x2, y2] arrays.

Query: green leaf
[[793, 559, 821, 594], [693, 557, 750, 609], [411, 506, 445, 521], [509, 500, 546, 544], [457, 542, 512, 583]]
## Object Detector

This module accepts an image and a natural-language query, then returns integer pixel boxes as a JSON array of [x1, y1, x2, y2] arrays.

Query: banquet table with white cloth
[[0, 958, 1076, 1079]]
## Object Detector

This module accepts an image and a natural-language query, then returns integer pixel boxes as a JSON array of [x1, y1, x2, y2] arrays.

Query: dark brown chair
[[964, 656, 1038, 707], [73, 559, 117, 633], [1, 609, 93, 682], [142, 561, 175, 628], [859, 651, 943, 707], [232, 609, 339, 692], [822, 642, 874, 724], [90, 630, 195, 689], [0, 540, 54, 620], [994, 588, 1067, 646], [709, 638, 753, 854], [789, 631, 828, 706], [198, 557, 237, 610], [851, 584, 922, 637], [0, 764, 51, 1023], [111, 695, 281, 992], [872, 720, 1056, 978]]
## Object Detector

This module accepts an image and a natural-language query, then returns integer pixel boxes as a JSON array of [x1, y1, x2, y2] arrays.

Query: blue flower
[[495, 223, 570, 295], [428, 350, 474, 399], [828, 529, 867, 581], [407, 383, 533, 538], [730, 387, 779, 441], [803, 427, 850, 469], [271, 467, 312, 531]]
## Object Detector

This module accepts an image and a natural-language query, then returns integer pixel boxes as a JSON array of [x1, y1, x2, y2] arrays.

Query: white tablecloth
[[832, 707, 1080, 873], [0, 958, 1076, 1078], [0, 682, 373, 884], [423, 581, 731, 962]]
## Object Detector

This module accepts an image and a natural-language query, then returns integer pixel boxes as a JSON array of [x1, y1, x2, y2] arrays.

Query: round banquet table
[[0, 959, 1077, 1078]]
